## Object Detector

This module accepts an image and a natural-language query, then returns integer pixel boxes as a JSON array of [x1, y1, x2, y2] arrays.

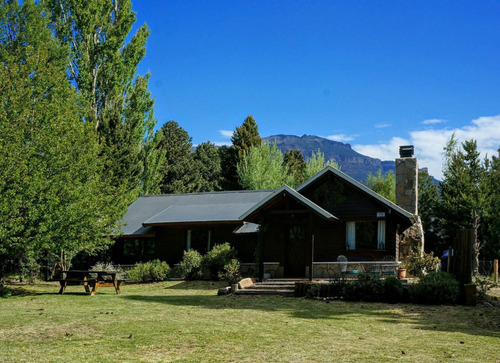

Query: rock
[[217, 286, 231, 296], [483, 302, 493, 307], [238, 277, 256, 289]]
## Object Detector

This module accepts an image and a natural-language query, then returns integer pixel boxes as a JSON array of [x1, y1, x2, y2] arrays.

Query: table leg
[[59, 280, 67, 294], [83, 276, 91, 293], [91, 282, 99, 296], [113, 276, 121, 295]]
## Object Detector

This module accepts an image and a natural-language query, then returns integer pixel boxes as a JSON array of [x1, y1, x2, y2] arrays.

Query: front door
[[284, 224, 307, 277]]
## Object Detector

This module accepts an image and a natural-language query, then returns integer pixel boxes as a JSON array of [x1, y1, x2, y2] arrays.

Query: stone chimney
[[395, 145, 424, 259], [395, 145, 418, 215]]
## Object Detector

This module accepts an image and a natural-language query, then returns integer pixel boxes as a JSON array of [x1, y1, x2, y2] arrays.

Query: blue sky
[[131, 1, 500, 179]]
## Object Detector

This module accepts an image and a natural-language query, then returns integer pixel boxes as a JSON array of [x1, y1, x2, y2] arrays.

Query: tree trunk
[[472, 210, 481, 276]]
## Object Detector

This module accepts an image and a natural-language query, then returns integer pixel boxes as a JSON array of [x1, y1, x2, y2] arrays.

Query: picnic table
[[56, 270, 122, 296]]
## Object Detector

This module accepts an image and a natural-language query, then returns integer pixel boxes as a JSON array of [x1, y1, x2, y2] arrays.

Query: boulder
[[238, 277, 256, 289]]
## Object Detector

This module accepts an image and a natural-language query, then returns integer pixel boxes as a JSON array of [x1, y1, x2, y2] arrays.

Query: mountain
[[263, 134, 394, 182]]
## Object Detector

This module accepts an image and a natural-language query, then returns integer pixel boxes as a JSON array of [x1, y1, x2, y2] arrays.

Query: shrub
[[404, 249, 440, 277], [410, 271, 460, 305], [177, 250, 203, 280], [218, 259, 241, 285], [127, 260, 170, 283], [383, 276, 403, 303], [343, 273, 384, 302], [202, 243, 237, 278], [474, 275, 498, 302]]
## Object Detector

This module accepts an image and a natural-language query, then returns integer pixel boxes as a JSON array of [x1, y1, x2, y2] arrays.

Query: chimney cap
[[399, 145, 414, 158]]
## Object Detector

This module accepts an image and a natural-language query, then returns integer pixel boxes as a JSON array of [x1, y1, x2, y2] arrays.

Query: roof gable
[[296, 166, 414, 220], [239, 185, 338, 222]]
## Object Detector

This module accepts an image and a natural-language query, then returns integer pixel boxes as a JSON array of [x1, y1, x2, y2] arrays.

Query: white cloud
[[353, 115, 500, 180], [326, 134, 355, 142], [219, 130, 233, 138], [375, 123, 391, 128], [422, 118, 446, 125]]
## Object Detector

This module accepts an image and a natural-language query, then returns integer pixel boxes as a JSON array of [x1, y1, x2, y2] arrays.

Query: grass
[[1, 281, 499, 362]]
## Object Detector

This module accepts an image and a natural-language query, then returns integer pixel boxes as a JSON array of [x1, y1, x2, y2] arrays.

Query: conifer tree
[[283, 150, 306, 187]]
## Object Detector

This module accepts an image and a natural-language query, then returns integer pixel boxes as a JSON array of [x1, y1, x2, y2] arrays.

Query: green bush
[[410, 271, 460, 305], [343, 273, 384, 302], [127, 260, 170, 283], [404, 249, 440, 277], [383, 276, 404, 303], [218, 259, 241, 285], [177, 250, 203, 280], [90, 261, 126, 280], [202, 243, 237, 278]]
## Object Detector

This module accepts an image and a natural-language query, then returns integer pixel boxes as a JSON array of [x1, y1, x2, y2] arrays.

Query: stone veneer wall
[[395, 157, 418, 215], [395, 156, 424, 258]]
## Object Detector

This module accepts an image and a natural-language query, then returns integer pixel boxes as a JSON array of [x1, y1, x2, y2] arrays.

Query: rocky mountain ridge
[[263, 134, 395, 182]]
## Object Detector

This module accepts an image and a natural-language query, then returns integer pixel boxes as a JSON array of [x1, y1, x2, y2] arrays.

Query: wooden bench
[[54, 270, 121, 296]]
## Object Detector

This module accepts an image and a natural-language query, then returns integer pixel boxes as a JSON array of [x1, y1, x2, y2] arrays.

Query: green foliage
[[365, 170, 395, 202], [473, 275, 498, 301], [343, 273, 384, 302], [304, 150, 339, 181], [126, 260, 170, 283], [193, 142, 222, 192], [47, 0, 159, 206], [221, 115, 261, 190], [404, 249, 440, 277], [217, 259, 241, 285], [0, 0, 122, 275], [158, 121, 198, 194], [202, 243, 237, 278], [410, 272, 461, 305], [439, 136, 486, 273], [418, 170, 440, 253], [232, 115, 262, 159], [237, 142, 290, 189], [283, 150, 306, 187], [177, 250, 203, 280], [482, 148, 500, 259], [383, 277, 404, 303]]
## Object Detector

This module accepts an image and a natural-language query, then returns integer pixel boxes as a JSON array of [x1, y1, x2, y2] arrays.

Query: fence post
[[494, 259, 498, 284]]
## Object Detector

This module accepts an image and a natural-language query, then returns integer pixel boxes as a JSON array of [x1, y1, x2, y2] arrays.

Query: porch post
[[310, 234, 314, 281]]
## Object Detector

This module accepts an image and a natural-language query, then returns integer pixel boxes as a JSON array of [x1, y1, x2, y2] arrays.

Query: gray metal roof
[[296, 166, 415, 220], [233, 222, 260, 234], [239, 185, 338, 222], [120, 190, 274, 236]]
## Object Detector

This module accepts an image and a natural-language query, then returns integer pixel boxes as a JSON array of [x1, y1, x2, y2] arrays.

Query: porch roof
[[239, 185, 338, 222]]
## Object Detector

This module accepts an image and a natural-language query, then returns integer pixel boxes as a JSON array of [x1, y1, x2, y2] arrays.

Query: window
[[123, 239, 156, 257], [345, 221, 386, 250], [186, 229, 211, 254]]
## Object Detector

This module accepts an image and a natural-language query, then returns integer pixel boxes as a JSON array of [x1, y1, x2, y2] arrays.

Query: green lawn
[[1, 281, 499, 362]]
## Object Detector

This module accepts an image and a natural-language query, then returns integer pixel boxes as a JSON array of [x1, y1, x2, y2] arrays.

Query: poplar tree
[[47, 0, 161, 204], [365, 170, 396, 202], [0, 0, 121, 277], [193, 142, 222, 192]]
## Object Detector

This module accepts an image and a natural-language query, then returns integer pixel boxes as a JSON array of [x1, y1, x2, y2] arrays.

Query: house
[[113, 149, 421, 279]]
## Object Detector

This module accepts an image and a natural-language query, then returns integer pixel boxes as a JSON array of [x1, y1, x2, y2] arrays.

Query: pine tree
[[418, 170, 440, 253], [193, 142, 222, 192], [439, 137, 486, 274], [221, 115, 262, 190], [283, 150, 306, 187], [158, 121, 197, 194]]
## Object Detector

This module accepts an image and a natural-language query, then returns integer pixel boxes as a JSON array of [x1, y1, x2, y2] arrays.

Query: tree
[[237, 142, 290, 190], [158, 121, 197, 194], [304, 150, 339, 181], [365, 170, 396, 202], [47, 0, 160, 205], [482, 149, 500, 259], [193, 142, 222, 192], [0, 0, 122, 278], [418, 170, 440, 253], [283, 150, 306, 188], [221, 115, 262, 190], [439, 136, 486, 274]]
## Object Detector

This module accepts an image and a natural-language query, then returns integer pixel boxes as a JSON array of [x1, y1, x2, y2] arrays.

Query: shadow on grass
[[164, 280, 225, 290], [123, 293, 500, 339]]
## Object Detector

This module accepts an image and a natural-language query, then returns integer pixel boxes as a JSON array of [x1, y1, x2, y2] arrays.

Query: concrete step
[[234, 288, 294, 297]]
